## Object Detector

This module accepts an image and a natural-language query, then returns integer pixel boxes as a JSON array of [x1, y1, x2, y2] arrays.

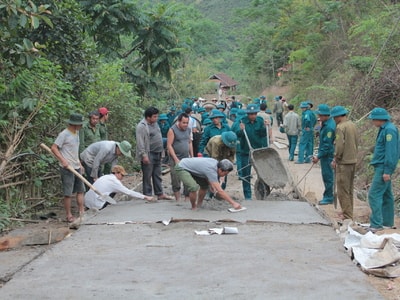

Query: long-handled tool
[[333, 168, 337, 209], [287, 162, 315, 196], [40, 143, 116, 204], [266, 123, 270, 148]]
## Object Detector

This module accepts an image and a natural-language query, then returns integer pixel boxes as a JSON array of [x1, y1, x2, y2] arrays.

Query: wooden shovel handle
[[40, 143, 102, 196]]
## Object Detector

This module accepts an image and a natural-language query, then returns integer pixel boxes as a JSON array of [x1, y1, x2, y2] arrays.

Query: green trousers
[[368, 165, 395, 228]]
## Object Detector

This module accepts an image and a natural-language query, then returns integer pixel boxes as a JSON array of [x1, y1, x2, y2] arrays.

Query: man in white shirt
[[84, 165, 153, 210]]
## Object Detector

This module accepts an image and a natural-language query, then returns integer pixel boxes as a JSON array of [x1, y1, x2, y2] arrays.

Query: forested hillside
[[1, 0, 400, 228]]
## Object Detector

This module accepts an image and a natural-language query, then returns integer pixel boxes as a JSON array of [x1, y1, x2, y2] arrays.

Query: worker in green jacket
[[312, 104, 336, 205], [233, 104, 267, 200], [79, 110, 101, 154], [367, 108, 399, 232]]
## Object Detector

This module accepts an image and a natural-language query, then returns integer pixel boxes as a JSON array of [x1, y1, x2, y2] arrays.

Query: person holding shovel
[[233, 104, 267, 200], [367, 108, 399, 232], [51, 113, 86, 223], [330, 106, 358, 220], [84, 165, 153, 210], [311, 104, 336, 205]]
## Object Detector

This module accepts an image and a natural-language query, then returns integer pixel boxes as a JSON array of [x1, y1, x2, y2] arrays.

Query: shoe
[[366, 227, 383, 233], [245, 198, 252, 201], [289, 157, 294, 161], [158, 194, 174, 200], [383, 225, 397, 229], [294, 161, 304, 164], [318, 200, 333, 205]]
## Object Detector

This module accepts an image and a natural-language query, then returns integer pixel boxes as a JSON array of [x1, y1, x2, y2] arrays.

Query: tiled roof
[[209, 73, 239, 87]]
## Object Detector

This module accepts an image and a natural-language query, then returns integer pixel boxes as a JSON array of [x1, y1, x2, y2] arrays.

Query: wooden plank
[[0, 228, 71, 251]]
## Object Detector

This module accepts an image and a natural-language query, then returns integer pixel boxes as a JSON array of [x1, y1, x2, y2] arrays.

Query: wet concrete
[[0, 199, 383, 299]]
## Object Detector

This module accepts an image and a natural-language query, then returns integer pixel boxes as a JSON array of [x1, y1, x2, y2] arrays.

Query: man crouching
[[175, 158, 242, 210]]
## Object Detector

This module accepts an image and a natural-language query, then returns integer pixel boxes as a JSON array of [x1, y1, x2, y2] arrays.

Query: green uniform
[[99, 122, 108, 140], [368, 121, 399, 228], [234, 115, 267, 199], [198, 123, 230, 154], [79, 122, 101, 154], [317, 118, 336, 203]]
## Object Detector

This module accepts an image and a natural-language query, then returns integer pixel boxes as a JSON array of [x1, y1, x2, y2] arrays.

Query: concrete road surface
[[0, 199, 383, 299]]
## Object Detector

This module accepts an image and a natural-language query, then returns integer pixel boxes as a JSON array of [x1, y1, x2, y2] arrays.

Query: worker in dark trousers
[[312, 104, 336, 205]]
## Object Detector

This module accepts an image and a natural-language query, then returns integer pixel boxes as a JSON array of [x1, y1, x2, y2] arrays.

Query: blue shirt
[[198, 123, 231, 154], [233, 116, 267, 153], [301, 109, 316, 130], [317, 118, 336, 159], [370, 121, 399, 175]]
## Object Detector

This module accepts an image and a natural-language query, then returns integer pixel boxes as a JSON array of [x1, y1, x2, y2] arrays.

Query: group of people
[[282, 102, 398, 233], [51, 108, 152, 223], [50, 96, 399, 233]]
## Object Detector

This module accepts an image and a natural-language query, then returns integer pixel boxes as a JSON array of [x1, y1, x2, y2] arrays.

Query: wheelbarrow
[[243, 125, 290, 200]]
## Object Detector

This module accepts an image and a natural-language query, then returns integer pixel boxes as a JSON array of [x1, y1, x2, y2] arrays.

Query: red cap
[[98, 107, 109, 115]]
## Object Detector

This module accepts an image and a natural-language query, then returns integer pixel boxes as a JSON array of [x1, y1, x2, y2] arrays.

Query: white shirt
[[84, 174, 145, 209]]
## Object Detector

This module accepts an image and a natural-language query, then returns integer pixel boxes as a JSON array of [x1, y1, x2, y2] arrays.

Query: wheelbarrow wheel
[[254, 178, 270, 200]]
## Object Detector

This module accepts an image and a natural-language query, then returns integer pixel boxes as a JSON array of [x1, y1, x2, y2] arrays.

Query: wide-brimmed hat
[[203, 118, 212, 125], [221, 131, 238, 148], [230, 108, 238, 115], [112, 165, 127, 176], [368, 107, 391, 120], [158, 113, 168, 121], [315, 104, 331, 116], [116, 141, 132, 157], [245, 104, 260, 113], [65, 113, 84, 125], [300, 102, 309, 109], [209, 110, 225, 119], [330, 106, 348, 118], [216, 104, 225, 109]]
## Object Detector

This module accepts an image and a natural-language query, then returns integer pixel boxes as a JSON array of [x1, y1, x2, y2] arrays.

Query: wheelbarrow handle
[[242, 123, 254, 151]]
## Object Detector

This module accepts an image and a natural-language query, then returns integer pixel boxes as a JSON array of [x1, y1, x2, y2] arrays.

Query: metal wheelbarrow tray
[[250, 146, 290, 190], [243, 126, 292, 199]]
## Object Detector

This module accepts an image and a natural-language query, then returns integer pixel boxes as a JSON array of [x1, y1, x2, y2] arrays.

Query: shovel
[[40, 143, 116, 205]]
